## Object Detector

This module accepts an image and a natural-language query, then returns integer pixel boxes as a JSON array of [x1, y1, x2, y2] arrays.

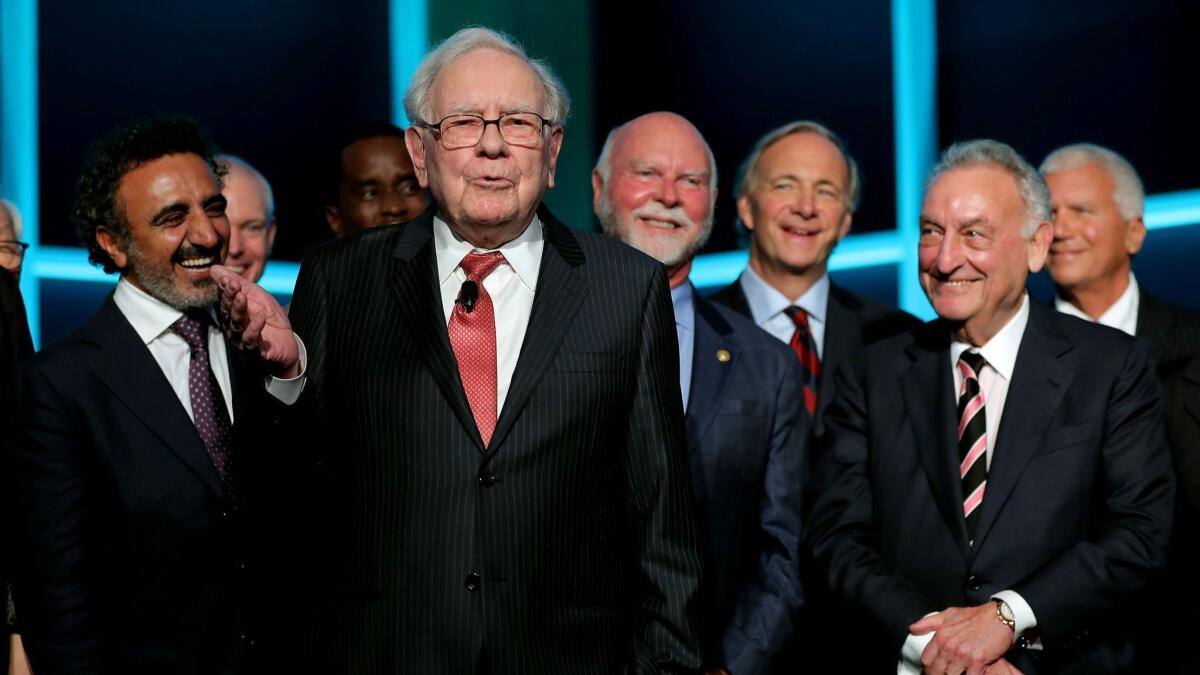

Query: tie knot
[[784, 306, 810, 330], [958, 350, 986, 380], [459, 252, 506, 281], [170, 314, 209, 352]]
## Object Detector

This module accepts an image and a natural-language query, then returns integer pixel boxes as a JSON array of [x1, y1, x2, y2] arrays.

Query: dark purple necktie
[[170, 314, 237, 497]]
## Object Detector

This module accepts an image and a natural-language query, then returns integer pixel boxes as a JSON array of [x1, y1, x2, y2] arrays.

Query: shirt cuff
[[264, 334, 307, 405], [898, 613, 938, 674], [992, 590, 1037, 641]]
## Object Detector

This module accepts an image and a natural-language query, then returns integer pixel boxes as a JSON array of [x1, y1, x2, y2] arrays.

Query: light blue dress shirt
[[672, 282, 696, 410], [738, 266, 830, 357]]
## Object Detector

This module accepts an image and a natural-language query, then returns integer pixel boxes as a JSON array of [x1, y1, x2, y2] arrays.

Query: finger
[[911, 613, 944, 634], [242, 300, 267, 347], [210, 264, 242, 294]]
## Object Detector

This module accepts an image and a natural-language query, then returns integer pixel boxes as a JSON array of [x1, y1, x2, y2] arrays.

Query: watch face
[[999, 601, 1014, 622]]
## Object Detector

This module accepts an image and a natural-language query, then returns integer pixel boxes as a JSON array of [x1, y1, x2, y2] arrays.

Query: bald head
[[219, 155, 276, 282], [593, 112, 717, 280]]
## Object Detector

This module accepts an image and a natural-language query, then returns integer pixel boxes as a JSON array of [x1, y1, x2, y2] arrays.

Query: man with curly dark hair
[[3, 116, 290, 675]]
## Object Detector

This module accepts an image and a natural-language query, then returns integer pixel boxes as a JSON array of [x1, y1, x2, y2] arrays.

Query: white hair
[[928, 140, 1050, 238], [217, 155, 276, 224], [734, 120, 861, 210], [0, 199, 23, 239], [593, 114, 718, 192], [403, 27, 570, 127], [1039, 143, 1144, 220]]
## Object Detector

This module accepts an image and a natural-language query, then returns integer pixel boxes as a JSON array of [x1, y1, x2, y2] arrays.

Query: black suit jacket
[[286, 206, 704, 674], [0, 271, 32, 669], [710, 278, 919, 439], [684, 294, 806, 675], [806, 302, 1175, 673], [2, 295, 277, 675]]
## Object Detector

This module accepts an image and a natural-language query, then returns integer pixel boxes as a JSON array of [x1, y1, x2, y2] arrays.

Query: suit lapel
[[817, 286, 856, 427], [900, 323, 970, 557], [971, 304, 1074, 554], [685, 296, 737, 447], [487, 208, 589, 455], [386, 213, 484, 449], [84, 297, 225, 497]]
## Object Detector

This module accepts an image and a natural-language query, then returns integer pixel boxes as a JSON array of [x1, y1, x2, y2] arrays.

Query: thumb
[[909, 612, 942, 635]]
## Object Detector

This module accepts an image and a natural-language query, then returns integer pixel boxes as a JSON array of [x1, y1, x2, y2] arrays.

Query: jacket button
[[478, 470, 496, 487], [465, 572, 481, 591], [966, 575, 983, 591]]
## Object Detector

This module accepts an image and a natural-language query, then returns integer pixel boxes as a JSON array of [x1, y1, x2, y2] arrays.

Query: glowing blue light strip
[[1145, 189, 1200, 230], [891, 0, 938, 319], [1, 0, 40, 343], [389, 0, 428, 127]]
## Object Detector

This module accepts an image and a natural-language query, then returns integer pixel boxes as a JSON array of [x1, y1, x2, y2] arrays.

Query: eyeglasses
[[0, 240, 29, 269], [422, 112, 553, 149]]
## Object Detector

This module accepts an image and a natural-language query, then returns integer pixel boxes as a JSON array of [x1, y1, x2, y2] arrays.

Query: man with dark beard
[[1, 117, 298, 675], [594, 112, 806, 675]]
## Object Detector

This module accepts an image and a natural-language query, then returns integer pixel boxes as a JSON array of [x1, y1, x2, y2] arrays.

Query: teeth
[[943, 280, 975, 286], [642, 218, 677, 229], [227, 265, 245, 273], [178, 257, 214, 269]]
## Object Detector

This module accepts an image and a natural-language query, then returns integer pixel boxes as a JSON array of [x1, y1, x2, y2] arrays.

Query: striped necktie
[[957, 350, 988, 543], [784, 306, 820, 416]]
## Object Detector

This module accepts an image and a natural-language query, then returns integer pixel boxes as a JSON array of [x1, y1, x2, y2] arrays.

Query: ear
[[95, 226, 128, 270], [736, 194, 756, 232], [1027, 220, 1053, 273], [266, 219, 278, 254], [325, 206, 344, 236], [1125, 215, 1146, 256], [591, 169, 604, 215], [545, 127, 565, 189], [836, 209, 854, 242], [405, 127, 429, 188]]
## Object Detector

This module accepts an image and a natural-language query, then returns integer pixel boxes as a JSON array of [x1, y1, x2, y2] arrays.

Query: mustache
[[171, 242, 224, 264], [631, 201, 696, 229]]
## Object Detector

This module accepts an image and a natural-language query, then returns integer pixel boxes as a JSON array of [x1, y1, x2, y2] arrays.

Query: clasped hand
[[910, 603, 1018, 675]]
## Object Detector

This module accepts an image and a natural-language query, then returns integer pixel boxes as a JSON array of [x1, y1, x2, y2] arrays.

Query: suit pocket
[[1038, 421, 1100, 455], [717, 398, 770, 419], [555, 351, 620, 373]]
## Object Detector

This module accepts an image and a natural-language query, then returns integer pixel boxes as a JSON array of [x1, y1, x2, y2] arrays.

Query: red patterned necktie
[[784, 306, 821, 416], [170, 314, 237, 497], [957, 350, 988, 543], [448, 252, 506, 446]]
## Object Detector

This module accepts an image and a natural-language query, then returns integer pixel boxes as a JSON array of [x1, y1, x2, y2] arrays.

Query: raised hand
[[211, 264, 300, 378]]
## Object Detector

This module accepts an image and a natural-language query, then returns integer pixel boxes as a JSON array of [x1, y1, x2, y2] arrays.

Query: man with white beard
[[594, 111, 807, 675]]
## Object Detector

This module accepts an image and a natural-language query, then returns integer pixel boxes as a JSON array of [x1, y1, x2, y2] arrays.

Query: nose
[[476, 119, 509, 159], [933, 232, 964, 275], [656, 178, 681, 208], [1050, 208, 1077, 241], [792, 187, 817, 217], [379, 188, 406, 220], [227, 224, 243, 257], [188, 212, 222, 250]]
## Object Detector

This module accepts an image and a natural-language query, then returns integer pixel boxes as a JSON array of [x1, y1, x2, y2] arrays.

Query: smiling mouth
[[640, 216, 681, 230], [936, 279, 980, 288], [781, 224, 820, 237], [177, 255, 216, 270], [470, 176, 513, 188]]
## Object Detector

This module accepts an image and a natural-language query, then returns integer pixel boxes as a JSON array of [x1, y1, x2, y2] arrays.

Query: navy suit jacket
[[684, 294, 806, 675], [807, 302, 1175, 673], [3, 296, 280, 675]]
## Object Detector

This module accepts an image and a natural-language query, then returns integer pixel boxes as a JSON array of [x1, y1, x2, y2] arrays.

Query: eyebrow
[[203, 194, 227, 210], [150, 203, 189, 225], [957, 217, 989, 229]]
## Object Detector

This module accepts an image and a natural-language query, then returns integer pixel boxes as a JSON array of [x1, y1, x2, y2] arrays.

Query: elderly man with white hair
[[211, 26, 704, 675]]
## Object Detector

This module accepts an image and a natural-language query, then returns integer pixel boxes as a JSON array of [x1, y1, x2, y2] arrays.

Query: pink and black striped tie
[[957, 350, 988, 543], [785, 306, 820, 417]]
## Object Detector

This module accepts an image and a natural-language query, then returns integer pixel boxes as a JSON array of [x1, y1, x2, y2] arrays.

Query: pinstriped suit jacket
[[286, 206, 704, 674]]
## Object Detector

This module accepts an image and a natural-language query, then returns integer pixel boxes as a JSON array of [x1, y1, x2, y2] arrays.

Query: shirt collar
[[672, 282, 695, 332], [1054, 272, 1139, 336], [950, 293, 1029, 381], [433, 213, 544, 292], [739, 265, 830, 325], [112, 278, 189, 345]]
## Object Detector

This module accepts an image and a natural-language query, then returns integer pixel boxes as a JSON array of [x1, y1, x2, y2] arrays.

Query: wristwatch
[[994, 598, 1016, 633]]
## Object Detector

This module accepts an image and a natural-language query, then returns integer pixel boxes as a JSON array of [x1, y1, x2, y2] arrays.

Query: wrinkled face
[[593, 114, 714, 267], [102, 153, 230, 311], [406, 48, 563, 232], [919, 165, 1050, 342], [1044, 163, 1144, 293], [223, 165, 275, 282], [739, 131, 853, 277], [329, 135, 428, 235]]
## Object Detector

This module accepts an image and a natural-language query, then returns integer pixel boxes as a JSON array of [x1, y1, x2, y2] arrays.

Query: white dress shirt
[[435, 214, 542, 414], [113, 278, 234, 422], [672, 282, 696, 410], [1054, 272, 1140, 336], [738, 265, 829, 357], [899, 295, 1039, 674]]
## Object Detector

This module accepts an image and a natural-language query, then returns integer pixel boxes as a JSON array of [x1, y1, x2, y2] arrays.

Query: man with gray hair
[[711, 121, 916, 439], [218, 156, 276, 282], [594, 111, 806, 675], [807, 139, 1173, 673], [210, 26, 704, 674]]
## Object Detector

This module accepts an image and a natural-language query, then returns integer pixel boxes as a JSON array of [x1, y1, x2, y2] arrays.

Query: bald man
[[219, 155, 277, 282], [595, 112, 806, 675]]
